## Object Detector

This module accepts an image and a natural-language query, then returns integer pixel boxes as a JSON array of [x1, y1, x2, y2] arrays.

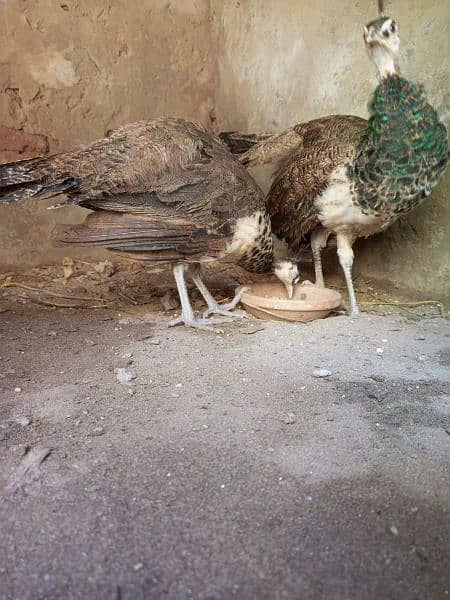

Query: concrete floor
[[0, 303, 449, 599]]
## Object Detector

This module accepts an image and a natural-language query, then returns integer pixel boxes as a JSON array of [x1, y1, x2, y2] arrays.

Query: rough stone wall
[[0, 0, 214, 269], [212, 0, 450, 301]]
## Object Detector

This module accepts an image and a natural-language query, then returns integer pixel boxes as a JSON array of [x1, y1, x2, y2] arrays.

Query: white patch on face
[[380, 19, 400, 52], [364, 18, 400, 78], [315, 165, 383, 235], [274, 260, 299, 297], [274, 260, 298, 283], [222, 210, 266, 259]]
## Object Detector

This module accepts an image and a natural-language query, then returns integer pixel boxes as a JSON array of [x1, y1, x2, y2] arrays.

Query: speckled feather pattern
[[0, 117, 275, 273], [265, 76, 447, 250], [267, 115, 366, 251], [352, 76, 448, 214]]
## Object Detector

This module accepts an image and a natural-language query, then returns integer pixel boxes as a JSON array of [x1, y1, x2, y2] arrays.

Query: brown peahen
[[226, 15, 448, 317], [0, 118, 299, 330]]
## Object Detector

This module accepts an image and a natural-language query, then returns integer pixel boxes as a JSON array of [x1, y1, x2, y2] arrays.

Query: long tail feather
[[239, 128, 304, 168], [0, 155, 76, 204], [0, 156, 48, 187], [218, 131, 272, 155]]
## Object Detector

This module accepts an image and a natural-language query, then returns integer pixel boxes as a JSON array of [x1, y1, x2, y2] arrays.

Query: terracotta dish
[[240, 281, 342, 322]]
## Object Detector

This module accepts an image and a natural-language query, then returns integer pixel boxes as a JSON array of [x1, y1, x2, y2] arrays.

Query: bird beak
[[285, 283, 294, 299]]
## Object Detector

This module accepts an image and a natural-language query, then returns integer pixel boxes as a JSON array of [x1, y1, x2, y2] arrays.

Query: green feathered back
[[353, 75, 448, 214]]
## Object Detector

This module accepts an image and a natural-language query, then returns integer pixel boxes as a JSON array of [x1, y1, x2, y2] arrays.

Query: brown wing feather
[[1, 117, 267, 268], [0, 117, 264, 226], [54, 210, 229, 262], [267, 115, 367, 250]]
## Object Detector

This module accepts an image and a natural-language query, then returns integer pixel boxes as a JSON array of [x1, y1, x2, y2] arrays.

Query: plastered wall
[[1, 0, 449, 300], [0, 0, 214, 268], [212, 0, 450, 301]]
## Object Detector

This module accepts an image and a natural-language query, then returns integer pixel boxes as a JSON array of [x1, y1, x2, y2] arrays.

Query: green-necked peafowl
[[229, 15, 448, 317]]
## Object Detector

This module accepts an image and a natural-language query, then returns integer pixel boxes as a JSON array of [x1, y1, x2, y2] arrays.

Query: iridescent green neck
[[352, 75, 448, 211]]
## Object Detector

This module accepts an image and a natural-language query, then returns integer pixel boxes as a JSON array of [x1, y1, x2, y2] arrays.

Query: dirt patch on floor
[[0, 270, 449, 599]]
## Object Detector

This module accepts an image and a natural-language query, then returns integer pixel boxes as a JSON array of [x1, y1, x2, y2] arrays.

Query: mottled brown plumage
[[219, 131, 272, 156], [236, 17, 448, 317], [0, 117, 299, 329], [267, 116, 367, 251], [239, 127, 308, 175], [2, 118, 261, 236]]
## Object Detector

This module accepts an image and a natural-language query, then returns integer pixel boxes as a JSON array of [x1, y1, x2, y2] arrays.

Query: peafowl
[[226, 15, 448, 316], [0, 118, 299, 330]]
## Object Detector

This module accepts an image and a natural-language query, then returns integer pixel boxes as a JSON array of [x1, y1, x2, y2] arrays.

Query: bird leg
[[169, 263, 224, 331], [336, 234, 360, 317], [189, 265, 247, 320], [311, 227, 331, 288]]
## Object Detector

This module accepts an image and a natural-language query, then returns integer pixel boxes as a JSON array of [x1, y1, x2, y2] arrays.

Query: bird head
[[273, 259, 300, 299], [364, 17, 400, 79]]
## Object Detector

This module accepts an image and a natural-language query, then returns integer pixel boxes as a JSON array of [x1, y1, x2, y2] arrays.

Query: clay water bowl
[[240, 281, 342, 323]]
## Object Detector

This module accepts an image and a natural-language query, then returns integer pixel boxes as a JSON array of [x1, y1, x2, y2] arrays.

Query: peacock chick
[[236, 16, 448, 317], [0, 118, 299, 331]]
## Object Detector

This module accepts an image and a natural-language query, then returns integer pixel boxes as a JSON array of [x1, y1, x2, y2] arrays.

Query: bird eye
[[390, 22, 396, 32]]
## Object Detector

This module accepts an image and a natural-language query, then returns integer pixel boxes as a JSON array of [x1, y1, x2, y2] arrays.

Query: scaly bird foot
[[202, 306, 245, 320], [168, 314, 225, 333], [202, 286, 248, 319]]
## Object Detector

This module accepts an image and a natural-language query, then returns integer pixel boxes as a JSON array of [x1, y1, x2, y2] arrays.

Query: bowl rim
[[241, 284, 342, 311]]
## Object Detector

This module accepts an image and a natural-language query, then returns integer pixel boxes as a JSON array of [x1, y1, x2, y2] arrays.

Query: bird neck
[[234, 210, 276, 274], [352, 75, 448, 211], [371, 46, 399, 79], [238, 248, 274, 274]]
